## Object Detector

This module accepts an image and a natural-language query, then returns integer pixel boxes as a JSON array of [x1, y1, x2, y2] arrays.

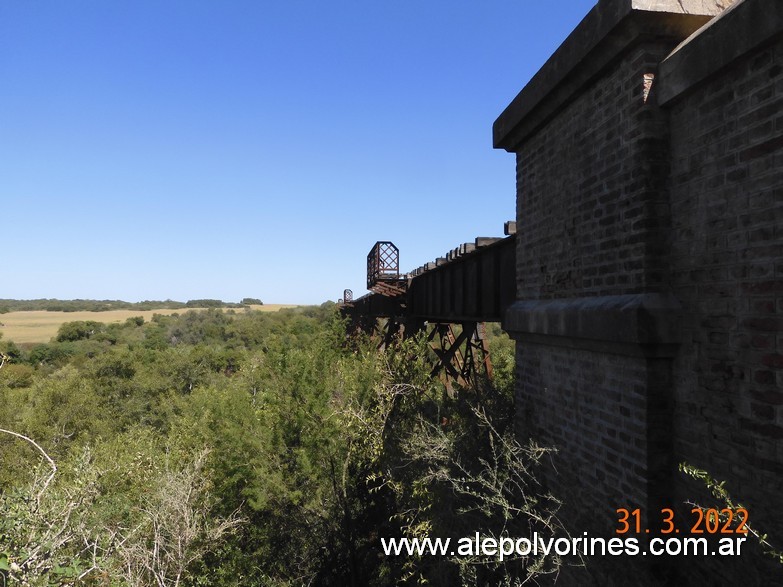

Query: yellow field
[[0, 305, 298, 345]]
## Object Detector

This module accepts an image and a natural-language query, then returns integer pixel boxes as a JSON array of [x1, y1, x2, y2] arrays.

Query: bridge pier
[[494, 0, 783, 583]]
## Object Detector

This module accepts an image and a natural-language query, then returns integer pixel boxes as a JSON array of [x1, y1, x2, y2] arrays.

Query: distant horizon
[[0, 297, 307, 307], [2, 0, 596, 304]]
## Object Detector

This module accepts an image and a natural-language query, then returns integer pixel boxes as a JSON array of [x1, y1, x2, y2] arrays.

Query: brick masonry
[[666, 23, 783, 586], [495, 0, 782, 584], [513, 42, 674, 300]]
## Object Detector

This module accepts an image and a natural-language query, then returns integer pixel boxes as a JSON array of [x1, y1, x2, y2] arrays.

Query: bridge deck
[[343, 234, 515, 324]]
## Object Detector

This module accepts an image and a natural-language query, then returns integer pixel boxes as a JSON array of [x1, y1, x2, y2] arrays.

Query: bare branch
[[0, 427, 57, 502]]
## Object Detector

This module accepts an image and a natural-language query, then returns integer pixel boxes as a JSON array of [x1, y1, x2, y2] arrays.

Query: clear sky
[[1, 0, 595, 305]]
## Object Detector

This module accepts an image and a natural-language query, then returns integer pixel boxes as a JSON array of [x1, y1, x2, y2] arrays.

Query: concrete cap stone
[[631, 0, 734, 12], [493, 0, 732, 151], [503, 293, 683, 357], [658, 0, 780, 105]]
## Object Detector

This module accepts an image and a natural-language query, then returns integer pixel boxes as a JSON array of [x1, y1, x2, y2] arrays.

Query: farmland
[[0, 304, 297, 344]]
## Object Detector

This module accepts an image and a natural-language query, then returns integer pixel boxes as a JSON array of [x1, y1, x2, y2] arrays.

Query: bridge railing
[[366, 241, 400, 290]]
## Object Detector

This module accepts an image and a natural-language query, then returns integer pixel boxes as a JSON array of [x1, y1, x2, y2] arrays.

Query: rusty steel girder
[[427, 321, 493, 392], [366, 241, 399, 288], [341, 235, 516, 391], [342, 235, 515, 321]]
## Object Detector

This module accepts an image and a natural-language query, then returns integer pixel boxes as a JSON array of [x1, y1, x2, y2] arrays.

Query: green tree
[[56, 321, 104, 342]]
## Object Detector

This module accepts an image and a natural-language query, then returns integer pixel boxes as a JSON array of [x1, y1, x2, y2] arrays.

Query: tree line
[[0, 298, 263, 314]]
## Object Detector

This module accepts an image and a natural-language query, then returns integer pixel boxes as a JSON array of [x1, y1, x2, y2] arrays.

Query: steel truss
[[426, 321, 493, 391], [356, 318, 493, 389], [344, 237, 513, 390]]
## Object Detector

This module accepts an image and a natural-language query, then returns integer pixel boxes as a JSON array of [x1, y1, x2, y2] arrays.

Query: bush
[[56, 321, 104, 342]]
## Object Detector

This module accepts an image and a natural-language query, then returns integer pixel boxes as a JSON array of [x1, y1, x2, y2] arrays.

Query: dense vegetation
[[0, 298, 260, 314], [0, 306, 561, 586]]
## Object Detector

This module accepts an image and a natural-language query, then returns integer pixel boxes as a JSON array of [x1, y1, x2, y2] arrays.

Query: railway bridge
[[340, 223, 515, 388]]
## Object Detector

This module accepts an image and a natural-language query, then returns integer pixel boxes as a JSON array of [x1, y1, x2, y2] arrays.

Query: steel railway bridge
[[339, 222, 516, 389]]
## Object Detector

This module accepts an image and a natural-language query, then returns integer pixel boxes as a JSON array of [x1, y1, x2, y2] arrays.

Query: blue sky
[[1, 1, 595, 304]]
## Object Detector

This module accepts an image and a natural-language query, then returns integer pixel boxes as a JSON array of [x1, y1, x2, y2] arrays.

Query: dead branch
[[0, 427, 57, 502]]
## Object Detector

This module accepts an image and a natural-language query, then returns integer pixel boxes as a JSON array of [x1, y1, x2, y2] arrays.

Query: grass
[[0, 305, 298, 344]]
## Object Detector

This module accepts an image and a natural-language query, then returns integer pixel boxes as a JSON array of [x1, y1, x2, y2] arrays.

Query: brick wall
[[666, 31, 783, 585], [516, 342, 677, 585], [509, 38, 685, 585], [495, 0, 783, 584], [515, 42, 673, 301]]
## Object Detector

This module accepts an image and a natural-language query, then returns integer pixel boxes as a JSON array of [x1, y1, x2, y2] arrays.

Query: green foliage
[[55, 321, 104, 342], [185, 299, 227, 308], [337, 335, 562, 585], [0, 298, 247, 313], [0, 307, 558, 586], [0, 445, 104, 587], [680, 463, 783, 565], [0, 340, 24, 363], [0, 363, 35, 388], [485, 323, 515, 396], [241, 298, 263, 305], [125, 315, 144, 327], [28, 343, 77, 368]]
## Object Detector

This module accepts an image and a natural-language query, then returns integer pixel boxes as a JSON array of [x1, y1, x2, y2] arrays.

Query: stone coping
[[493, 0, 723, 151], [503, 293, 682, 357], [658, 0, 783, 105]]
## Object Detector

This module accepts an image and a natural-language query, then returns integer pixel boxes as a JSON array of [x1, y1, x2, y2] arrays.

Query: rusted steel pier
[[341, 222, 516, 388]]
